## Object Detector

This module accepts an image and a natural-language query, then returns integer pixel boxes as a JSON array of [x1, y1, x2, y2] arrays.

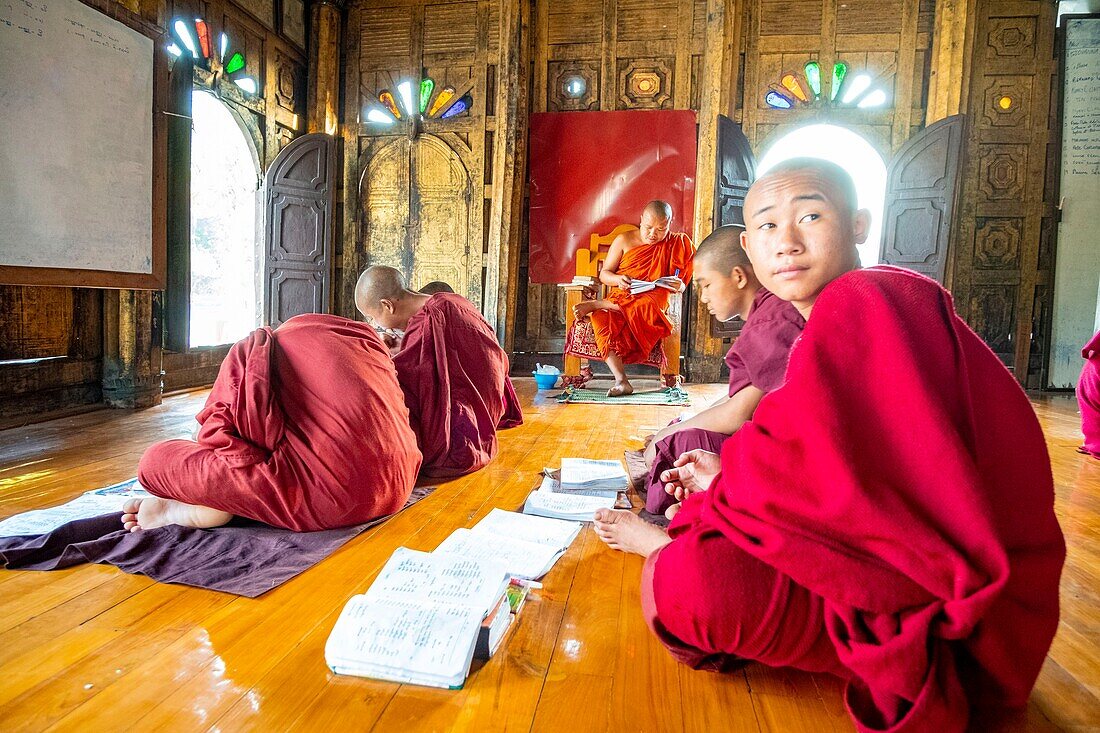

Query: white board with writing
[[1050, 17, 1100, 387], [0, 0, 154, 274]]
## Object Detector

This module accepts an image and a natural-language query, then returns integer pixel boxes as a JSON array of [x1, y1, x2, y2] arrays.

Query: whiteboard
[[0, 0, 155, 276], [1050, 16, 1100, 387]]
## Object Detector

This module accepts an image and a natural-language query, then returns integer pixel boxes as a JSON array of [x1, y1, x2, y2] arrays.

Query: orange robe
[[589, 232, 694, 364]]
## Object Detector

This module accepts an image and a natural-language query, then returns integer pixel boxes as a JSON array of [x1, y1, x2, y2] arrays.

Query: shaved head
[[643, 200, 673, 221], [419, 280, 455, 295], [754, 158, 858, 214], [695, 225, 751, 274], [356, 266, 407, 312]]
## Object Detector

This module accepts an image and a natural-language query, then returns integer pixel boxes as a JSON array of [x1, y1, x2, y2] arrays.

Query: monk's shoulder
[[614, 229, 643, 250], [818, 266, 953, 321]]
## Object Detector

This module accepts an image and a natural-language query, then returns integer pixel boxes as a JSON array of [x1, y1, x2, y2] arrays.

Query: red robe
[[1078, 330, 1100, 458], [643, 267, 1065, 732], [645, 288, 804, 515], [393, 293, 522, 478], [590, 232, 694, 364], [138, 315, 422, 532]]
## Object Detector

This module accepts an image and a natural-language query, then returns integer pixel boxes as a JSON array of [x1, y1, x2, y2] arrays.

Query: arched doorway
[[189, 90, 261, 347], [757, 124, 888, 267]]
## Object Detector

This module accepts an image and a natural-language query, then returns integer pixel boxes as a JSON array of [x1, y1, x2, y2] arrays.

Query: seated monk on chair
[[594, 159, 1065, 730], [126, 314, 423, 533], [573, 201, 695, 397], [356, 266, 523, 479], [641, 224, 804, 517]]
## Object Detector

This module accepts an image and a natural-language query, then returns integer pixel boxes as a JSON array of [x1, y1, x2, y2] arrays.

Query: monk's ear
[[380, 298, 396, 315], [731, 266, 749, 289], [852, 209, 872, 245]]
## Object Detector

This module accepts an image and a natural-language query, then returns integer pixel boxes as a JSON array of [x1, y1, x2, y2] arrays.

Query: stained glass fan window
[[764, 61, 887, 111]]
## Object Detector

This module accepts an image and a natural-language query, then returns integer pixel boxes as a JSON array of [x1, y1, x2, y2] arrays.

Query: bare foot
[[607, 380, 634, 398], [593, 508, 672, 557], [121, 497, 233, 533]]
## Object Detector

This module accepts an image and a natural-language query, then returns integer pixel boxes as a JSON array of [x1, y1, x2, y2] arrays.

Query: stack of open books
[[521, 458, 629, 521], [325, 509, 581, 688]]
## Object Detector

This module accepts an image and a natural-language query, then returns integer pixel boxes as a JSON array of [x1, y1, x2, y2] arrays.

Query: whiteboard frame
[[0, 0, 167, 290]]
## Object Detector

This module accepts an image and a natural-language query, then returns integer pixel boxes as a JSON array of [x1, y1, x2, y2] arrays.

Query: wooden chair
[[560, 224, 683, 388]]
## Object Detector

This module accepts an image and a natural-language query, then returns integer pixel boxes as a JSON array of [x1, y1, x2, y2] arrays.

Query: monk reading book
[[642, 224, 804, 516], [356, 266, 523, 479], [126, 314, 423, 532], [593, 159, 1065, 731], [572, 201, 695, 397]]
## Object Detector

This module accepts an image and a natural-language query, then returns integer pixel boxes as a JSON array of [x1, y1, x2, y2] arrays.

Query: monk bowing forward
[[573, 201, 695, 396], [129, 314, 423, 533], [356, 266, 523, 479]]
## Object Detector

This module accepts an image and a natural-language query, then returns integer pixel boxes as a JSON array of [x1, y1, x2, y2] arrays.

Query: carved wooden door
[[710, 116, 757, 339], [879, 115, 966, 284], [361, 134, 475, 301], [263, 133, 336, 328]]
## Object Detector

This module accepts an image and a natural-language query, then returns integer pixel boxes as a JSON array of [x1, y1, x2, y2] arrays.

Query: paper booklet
[[0, 478, 150, 538], [629, 273, 681, 295], [560, 458, 629, 492], [523, 476, 616, 521], [325, 548, 510, 689], [435, 508, 582, 580]]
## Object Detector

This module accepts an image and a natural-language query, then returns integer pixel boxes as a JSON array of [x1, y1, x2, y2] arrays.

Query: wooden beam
[[925, 0, 977, 124], [307, 0, 343, 135]]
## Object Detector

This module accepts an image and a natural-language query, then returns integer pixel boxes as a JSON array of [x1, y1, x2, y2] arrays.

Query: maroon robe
[[393, 293, 522, 478], [138, 315, 423, 532], [643, 267, 1065, 732], [1078, 330, 1100, 458], [644, 288, 804, 514]]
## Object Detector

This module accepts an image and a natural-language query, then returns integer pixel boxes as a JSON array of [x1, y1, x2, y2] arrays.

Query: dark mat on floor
[[0, 485, 436, 597]]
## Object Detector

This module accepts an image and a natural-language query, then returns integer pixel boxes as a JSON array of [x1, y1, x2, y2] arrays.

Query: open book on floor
[[435, 508, 582, 580], [523, 476, 617, 521], [325, 548, 510, 689], [560, 458, 629, 493]]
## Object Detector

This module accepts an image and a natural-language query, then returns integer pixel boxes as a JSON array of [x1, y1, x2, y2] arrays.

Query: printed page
[[325, 595, 481, 686], [560, 458, 628, 485], [523, 487, 615, 520], [365, 547, 509, 614], [471, 507, 582, 548], [435, 527, 565, 580]]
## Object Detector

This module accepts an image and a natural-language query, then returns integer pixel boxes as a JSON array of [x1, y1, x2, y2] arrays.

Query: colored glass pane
[[804, 61, 821, 98], [842, 74, 871, 104], [765, 90, 794, 109], [367, 107, 396, 125], [173, 19, 199, 58], [234, 77, 257, 94], [428, 86, 455, 117], [379, 91, 402, 119], [998, 96, 1012, 110], [781, 74, 808, 102], [219, 32, 228, 62], [226, 53, 245, 75], [419, 78, 434, 113], [397, 81, 416, 116], [441, 95, 471, 119], [857, 89, 887, 108], [194, 19, 211, 59], [166, 42, 183, 58], [831, 62, 848, 101]]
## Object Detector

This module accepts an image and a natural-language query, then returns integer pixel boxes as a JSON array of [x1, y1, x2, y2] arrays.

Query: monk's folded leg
[[644, 429, 726, 515], [641, 521, 848, 678]]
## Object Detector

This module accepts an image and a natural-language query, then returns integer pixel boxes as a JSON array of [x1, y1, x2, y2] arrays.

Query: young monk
[[595, 158, 1065, 731], [572, 201, 695, 396], [356, 266, 523, 478], [641, 224, 804, 516], [419, 280, 455, 295], [1078, 330, 1100, 458], [126, 314, 422, 533]]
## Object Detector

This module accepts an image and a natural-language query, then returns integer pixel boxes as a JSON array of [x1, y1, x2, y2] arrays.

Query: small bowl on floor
[[533, 372, 559, 390]]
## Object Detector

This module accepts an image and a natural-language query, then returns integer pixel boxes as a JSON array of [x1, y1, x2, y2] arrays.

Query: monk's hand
[[615, 274, 632, 291], [660, 449, 720, 501], [382, 332, 402, 356]]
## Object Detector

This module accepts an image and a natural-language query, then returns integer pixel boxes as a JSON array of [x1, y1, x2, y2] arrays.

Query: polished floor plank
[[0, 382, 1096, 732]]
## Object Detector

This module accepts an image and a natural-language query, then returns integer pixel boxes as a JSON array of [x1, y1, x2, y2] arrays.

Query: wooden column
[[485, 0, 531, 348], [102, 290, 162, 409], [308, 0, 343, 135], [688, 0, 742, 382], [925, 0, 977, 125]]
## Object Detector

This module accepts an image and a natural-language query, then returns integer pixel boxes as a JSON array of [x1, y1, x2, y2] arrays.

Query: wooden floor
[[0, 380, 1097, 732]]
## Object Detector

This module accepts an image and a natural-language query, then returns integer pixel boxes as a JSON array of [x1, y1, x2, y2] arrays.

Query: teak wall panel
[[950, 0, 1057, 386]]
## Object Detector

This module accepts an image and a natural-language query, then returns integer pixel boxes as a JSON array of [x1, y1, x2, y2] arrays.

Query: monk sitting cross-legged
[[641, 224, 804, 517], [356, 266, 523, 479], [573, 201, 695, 397], [594, 158, 1065, 731], [127, 314, 423, 533]]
